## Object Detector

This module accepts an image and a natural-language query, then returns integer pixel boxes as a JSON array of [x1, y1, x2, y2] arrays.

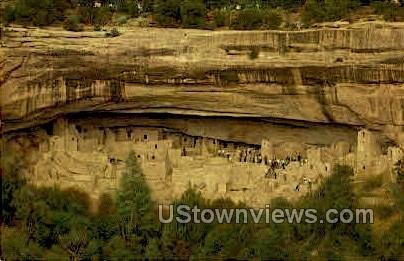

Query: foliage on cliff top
[[2, 0, 404, 30]]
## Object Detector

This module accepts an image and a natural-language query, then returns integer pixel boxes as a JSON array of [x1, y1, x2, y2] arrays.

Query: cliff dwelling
[[1, 23, 404, 208], [3, 0, 404, 258], [3, 113, 402, 208]]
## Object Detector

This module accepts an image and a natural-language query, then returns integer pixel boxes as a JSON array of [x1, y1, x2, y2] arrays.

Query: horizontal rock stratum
[[1, 23, 404, 144]]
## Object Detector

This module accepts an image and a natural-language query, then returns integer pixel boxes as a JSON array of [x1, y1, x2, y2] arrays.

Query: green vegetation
[[361, 173, 384, 192], [395, 159, 403, 188], [2, 150, 404, 259], [181, 0, 206, 28], [63, 15, 83, 32], [302, 0, 361, 24], [249, 47, 260, 59], [2, 0, 403, 30], [154, 0, 182, 27], [4, 0, 68, 26], [371, 1, 404, 21], [116, 151, 152, 218], [105, 27, 121, 37]]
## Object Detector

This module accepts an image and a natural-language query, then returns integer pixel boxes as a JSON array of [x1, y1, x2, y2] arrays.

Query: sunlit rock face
[[1, 23, 404, 205]]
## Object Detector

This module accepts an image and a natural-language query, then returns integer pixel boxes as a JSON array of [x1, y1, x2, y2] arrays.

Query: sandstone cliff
[[1, 23, 404, 144]]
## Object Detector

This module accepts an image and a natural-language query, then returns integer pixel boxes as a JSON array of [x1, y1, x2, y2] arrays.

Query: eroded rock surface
[[1, 23, 404, 205], [2, 24, 404, 133]]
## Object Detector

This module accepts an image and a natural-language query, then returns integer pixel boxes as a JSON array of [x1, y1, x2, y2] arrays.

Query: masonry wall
[[25, 118, 404, 207]]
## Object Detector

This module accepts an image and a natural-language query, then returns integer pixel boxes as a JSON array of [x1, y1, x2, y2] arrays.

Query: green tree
[[63, 15, 83, 32], [167, 187, 209, 243], [298, 165, 357, 237], [116, 151, 152, 218], [324, 0, 360, 21], [94, 7, 114, 26], [116, 151, 153, 244], [59, 227, 91, 260], [213, 8, 231, 27], [118, 0, 140, 17], [302, 0, 360, 24], [371, 1, 404, 21], [1, 151, 26, 225], [231, 8, 264, 29], [181, 0, 206, 28], [251, 227, 291, 259], [3, 5, 16, 24], [302, 0, 325, 24], [11, 186, 54, 246], [294, 165, 377, 258], [2, 227, 43, 260], [262, 8, 283, 29], [265, 0, 301, 9], [98, 193, 117, 216], [200, 223, 258, 258], [103, 235, 134, 259], [154, 0, 181, 27], [12, 0, 68, 26], [376, 221, 404, 259]]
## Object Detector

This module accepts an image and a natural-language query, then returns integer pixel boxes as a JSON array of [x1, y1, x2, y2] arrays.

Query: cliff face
[[2, 23, 404, 206], [1, 23, 404, 142]]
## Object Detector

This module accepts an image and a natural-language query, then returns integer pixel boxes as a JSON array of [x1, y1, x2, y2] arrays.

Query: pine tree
[[116, 151, 153, 241], [117, 151, 152, 218]]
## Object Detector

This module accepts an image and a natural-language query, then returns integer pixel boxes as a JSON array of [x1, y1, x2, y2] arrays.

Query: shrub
[[301, 0, 325, 24], [377, 222, 404, 259], [2, 228, 43, 260], [219, 70, 239, 84], [166, 188, 209, 243], [231, 8, 264, 30], [127, 0, 141, 17], [78, 6, 97, 24], [213, 8, 230, 27], [361, 174, 384, 192], [63, 16, 83, 32], [105, 27, 121, 37], [372, 203, 395, 218], [12, 0, 67, 26], [136, 17, 150, 27], [1, 152, 26, 225], [226, 8, 283, 30], [97, 193, 116, 216], [94, 7, 113, 26], [371, 1, 404, 21], [262, 8, 283, 29], [302, 0, 360, 24], [154, 0, 181, 27], [204, 0, 229, 9], [32, 9, 50, 26], [94, 24, 102, 31], [117, 0, 151, 16], [265, 0, 302, 9], [181, 0, 206, 28], [249, 47, 260, 60], [116, 15, 128, 25], [325, 0, 360, 20], [3, 5, 16, 24]]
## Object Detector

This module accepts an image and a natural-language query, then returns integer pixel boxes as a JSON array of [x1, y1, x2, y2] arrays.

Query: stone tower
[[356, 129, 381, 173]]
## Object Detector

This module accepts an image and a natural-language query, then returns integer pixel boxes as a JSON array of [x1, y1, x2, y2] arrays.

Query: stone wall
[[13, 118, 401, 207]]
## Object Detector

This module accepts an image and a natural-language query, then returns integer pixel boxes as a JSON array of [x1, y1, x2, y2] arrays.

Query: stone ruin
[[1, 23, 404, 207], [20, 118, 402, 208]]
